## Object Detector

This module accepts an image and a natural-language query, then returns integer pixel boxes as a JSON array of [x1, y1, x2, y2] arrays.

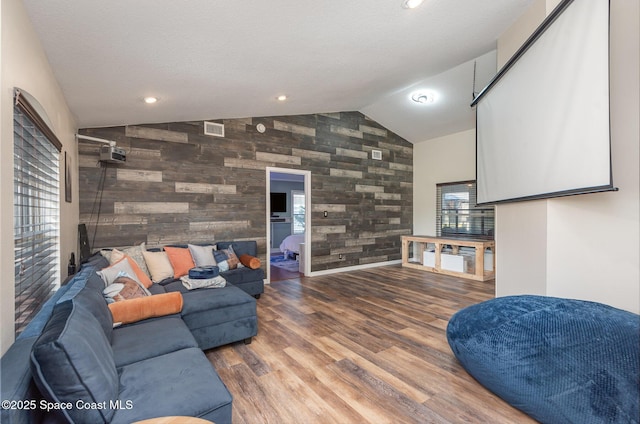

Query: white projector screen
[[473, 0, 613, 205]]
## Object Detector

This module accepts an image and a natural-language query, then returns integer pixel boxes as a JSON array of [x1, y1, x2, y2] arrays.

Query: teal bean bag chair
[[447, 295, 639, 424]]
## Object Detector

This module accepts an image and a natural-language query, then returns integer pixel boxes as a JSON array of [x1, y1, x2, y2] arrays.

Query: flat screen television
[[270, 192, 287, 214]]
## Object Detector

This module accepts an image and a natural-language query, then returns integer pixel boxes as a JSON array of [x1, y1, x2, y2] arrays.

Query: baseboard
[[306, 259, 402, 277], [266, 260, 401, 283]]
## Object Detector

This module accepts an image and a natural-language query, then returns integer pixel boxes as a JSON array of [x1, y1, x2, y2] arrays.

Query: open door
[[266, 167, 311, 283]]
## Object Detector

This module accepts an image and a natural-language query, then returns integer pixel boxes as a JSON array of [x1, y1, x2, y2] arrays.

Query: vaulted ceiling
[[23, 0, 533, 143]]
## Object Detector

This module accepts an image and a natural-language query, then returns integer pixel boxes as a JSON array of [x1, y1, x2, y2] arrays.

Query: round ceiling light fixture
[[402, 0, 424, 9], [277, 95, 287, 101], [144, 96, 158, 104], [410, 90, 437, 104]]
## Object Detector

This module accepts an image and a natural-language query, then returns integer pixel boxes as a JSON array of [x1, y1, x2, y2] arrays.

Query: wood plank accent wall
[[78, 111, 413, 272]]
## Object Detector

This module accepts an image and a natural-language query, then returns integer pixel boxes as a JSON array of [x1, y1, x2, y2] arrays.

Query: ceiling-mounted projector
[[76, 134, 126, 164], [99, 145, 126, 163]]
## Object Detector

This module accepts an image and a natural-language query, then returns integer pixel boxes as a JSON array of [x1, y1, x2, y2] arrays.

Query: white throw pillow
[[97, 257, 143, 287], [188, 244, 217, 267], [142, 250, 175, 282]]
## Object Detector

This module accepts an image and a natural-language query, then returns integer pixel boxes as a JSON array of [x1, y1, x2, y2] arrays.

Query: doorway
[[266, 167, 311, 283]]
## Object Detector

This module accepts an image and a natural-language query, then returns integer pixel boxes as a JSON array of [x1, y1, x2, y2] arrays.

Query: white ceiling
[[23, 0, 533, 143]]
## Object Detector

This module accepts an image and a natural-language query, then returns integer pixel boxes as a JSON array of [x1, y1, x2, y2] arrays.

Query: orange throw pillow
[[239, 254, 261, 269], [125, 256, 153, 288], [164, 246, 195, 278], [108, 292, 183, 325]]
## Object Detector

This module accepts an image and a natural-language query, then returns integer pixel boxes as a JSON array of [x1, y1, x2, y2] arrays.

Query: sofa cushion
[[57, 264, 101, 300], [111, 316, 198, 367], [162, 284, 257, 349], [30, 300, 119, 423], [220, 267, 264, 285], [216, 241, 257, 257], [147, 282, 167, 295], [68, 282, 114, 341], [179, 286, 256, 337], [16, 281, 74, 341], [85, 251, 110, 269], [160, 279, 187, 293], [57, 266, 114, 341], [111, 348, 232, 424], [1, 337, 45, 424], [447, 295, 640, 424], [86, 269, 108, 290]]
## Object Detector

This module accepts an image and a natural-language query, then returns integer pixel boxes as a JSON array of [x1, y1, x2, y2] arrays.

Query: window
[[291, 190, 305, 234], [13, 90, 62, 336], [436, 181, 494, 239]]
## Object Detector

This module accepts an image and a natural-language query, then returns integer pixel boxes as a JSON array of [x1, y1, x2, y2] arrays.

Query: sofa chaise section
[[30, 297, 233, 424]]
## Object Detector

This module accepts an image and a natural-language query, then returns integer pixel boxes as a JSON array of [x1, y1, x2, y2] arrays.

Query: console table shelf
[[401, 235, 495, 281]]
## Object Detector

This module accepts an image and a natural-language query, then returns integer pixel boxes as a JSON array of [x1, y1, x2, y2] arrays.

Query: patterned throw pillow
[[213, 246, 240, 272], [103, 275, 151, 303], [117, 243, 150, 278]]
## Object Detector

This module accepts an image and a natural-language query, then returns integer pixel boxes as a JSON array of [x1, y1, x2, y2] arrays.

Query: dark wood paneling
[[78, 112, 413, 272]]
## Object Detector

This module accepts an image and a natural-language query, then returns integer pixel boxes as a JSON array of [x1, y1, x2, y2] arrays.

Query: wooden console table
[[401, 235, 495, 281]]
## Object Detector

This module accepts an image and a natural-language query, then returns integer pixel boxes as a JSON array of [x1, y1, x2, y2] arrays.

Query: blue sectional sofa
[[1, 242, 261, 424]]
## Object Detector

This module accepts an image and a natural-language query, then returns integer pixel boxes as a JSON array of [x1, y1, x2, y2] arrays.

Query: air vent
[[371, 150, 382, 160], [204, 121, 225, 137]]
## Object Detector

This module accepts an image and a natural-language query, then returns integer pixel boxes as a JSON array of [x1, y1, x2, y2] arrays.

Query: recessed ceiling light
[[402, 0, 424, 9], [277, 95, 287, 101], [410, 90, 437, 104], [144, 96, 158, 104]]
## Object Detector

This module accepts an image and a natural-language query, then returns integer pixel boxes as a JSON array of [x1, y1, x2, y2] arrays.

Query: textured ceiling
[[23, 0, 533, 143]]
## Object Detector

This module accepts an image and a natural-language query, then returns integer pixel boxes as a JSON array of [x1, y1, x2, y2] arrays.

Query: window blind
[[436, 181, 494, 239], [13, 91, 61, 336]]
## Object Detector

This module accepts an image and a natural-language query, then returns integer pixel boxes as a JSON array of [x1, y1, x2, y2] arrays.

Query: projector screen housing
[[472, 0, 614, 205]]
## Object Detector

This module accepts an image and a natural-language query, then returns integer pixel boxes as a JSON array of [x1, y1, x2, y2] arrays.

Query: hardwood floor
[[205, 264, 536, 424], [269, 264, 301, 282], [270, 252, 302, 282]]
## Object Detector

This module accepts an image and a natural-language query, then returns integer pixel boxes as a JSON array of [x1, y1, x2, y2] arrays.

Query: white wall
[[497, 0, 546, 67], [1, 0, 78, 355], [495, 0, 640, 313], [413, 129, 475, 235], [495, 200, 547, 296]]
